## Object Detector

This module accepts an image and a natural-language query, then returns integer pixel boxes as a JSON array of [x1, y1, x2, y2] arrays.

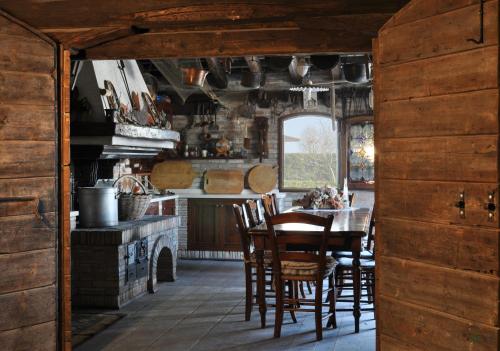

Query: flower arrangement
[[298, 186, 345, 209]]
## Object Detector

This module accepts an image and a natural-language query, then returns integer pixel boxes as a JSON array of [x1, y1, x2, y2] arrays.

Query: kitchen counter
[[169, 189, 286, 199], [150, 194, 178, 203]]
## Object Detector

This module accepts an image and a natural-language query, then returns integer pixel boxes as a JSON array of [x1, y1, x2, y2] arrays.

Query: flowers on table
[[298, 186, 345, 209]]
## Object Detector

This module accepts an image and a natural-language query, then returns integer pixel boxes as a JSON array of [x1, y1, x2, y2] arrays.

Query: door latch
[[455, 191, 465, 218], [484, 191, 496, 221]]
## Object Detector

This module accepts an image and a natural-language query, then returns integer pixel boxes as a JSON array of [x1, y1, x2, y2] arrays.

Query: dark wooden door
[[219, 200, 245, 251], [187, 199, 218, 250], [0, 13, 58, 350], [374, 1, 500, 350]]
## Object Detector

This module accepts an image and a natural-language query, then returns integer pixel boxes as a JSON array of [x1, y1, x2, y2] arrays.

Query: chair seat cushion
[[337, 256, 375, 268], [332, 250, 374, 260], [281, 256, 337, 277]]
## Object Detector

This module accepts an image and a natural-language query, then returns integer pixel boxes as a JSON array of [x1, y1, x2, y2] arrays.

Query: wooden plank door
[[0, 11, 58, 350], [374, 1, 500, 350]]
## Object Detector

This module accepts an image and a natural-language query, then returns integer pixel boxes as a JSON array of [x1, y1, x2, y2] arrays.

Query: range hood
[[71, 122, 180, 159], [71, 60, 180, 160]]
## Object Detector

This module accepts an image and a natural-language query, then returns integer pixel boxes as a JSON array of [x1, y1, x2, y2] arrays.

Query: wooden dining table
[[248, 207, 372, 333]]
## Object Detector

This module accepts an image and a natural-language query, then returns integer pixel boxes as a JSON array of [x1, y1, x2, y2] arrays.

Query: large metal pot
[[78, 187, 118, 228]]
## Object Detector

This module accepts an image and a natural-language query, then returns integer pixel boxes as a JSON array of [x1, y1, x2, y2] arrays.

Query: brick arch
[[148, 233, 177, 293]]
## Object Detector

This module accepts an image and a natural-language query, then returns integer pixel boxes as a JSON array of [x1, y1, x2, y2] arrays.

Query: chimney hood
[[71, 122, 180, 160], [71, 60, 180, 160]]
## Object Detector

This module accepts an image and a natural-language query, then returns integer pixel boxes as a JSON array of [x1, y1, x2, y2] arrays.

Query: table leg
[[255, 243, 267, 328], [352, 253, 361, 333]]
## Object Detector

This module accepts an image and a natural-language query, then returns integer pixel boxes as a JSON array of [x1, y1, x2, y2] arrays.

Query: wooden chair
[[233, 204, 296, 323], [262, 193, 279, 216], [265, 212, 337, 341], [334, 207, 376, 310], [244, 199, 264, 227]]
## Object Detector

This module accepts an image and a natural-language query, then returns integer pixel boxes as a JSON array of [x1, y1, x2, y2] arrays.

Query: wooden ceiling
[[0, 0, 409, 59]]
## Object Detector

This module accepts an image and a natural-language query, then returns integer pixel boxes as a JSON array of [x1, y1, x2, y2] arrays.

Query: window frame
[[278, 112, 340, 192], [340, 115, 375, 190]]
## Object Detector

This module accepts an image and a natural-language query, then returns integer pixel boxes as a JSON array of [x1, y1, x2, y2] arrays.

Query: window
[[347, 119, 374, 188], [279, 114, 339, 191]]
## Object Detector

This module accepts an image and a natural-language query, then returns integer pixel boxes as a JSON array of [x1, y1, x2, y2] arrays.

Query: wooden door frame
[[58, 47, 72, 351]]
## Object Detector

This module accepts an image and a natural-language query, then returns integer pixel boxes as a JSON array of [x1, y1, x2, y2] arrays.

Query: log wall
[[0, 12, 58, 350], [374, 0, 500, 349]]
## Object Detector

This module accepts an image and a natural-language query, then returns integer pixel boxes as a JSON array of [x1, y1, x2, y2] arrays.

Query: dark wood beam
[[84, 14, 390, 59]]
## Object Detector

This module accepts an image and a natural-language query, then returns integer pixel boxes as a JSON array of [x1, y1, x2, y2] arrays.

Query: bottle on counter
[[342, 177, 350, 208]]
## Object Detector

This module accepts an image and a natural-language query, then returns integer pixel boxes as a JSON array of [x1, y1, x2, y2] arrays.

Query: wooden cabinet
[[188, 198, 245, 251]]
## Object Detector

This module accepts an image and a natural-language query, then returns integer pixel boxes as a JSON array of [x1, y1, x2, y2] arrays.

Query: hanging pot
[[265, 56, 293, 72], [241, 71, 265, 88], [311, 55, 340, 70], [342, 63, 368, 83], [182, 68, 209, 87]]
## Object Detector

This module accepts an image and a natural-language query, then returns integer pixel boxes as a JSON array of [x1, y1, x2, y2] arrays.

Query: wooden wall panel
[[378, 180, 499, 227], [0, 12, 58, 350], [0, 213, 56, 254], [0, 71, 55, 105], [378, 89, 498, 138], [0, 141, 56, 179], [379, 1, 498, 64], [378, 296, 500, 350], [375, 0, 500, 349], [0, 286, 56, 331], [385, 0, 485, 28], [379, 45, 498, 102], [0, 105, 56, 141], [378, 218, 500, 274], [378, 135, 498, 182], [378, 256, 500, 325], [0, 321, 56, 351]]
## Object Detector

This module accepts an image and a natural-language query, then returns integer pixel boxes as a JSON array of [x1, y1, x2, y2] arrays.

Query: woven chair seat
[[281, 256, 337, 277]]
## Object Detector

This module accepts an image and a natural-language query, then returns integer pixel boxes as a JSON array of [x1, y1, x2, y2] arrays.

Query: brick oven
[[72, 215, 179, 308]]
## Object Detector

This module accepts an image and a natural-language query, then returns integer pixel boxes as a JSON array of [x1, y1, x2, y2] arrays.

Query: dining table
[[248, 206, 372, 333]]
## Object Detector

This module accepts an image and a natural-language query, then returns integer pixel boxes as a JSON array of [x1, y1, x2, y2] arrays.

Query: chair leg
[[299, 281, 306, 298], [314, 279, 323, 341], [327, 275, 337, 329], [274, 278, 284, 338], [306, 281, 313, 294], [245, 265, 252, 321], [287, 281, 297, 323]]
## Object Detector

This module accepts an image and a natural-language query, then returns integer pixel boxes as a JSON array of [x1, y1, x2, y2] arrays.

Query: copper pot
[[182, 68, 209, 87]]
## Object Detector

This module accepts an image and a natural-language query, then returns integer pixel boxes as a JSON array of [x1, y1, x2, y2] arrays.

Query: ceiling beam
[[84, 14, 390, 59]]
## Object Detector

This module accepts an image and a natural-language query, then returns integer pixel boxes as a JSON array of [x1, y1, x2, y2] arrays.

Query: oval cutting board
[[151, 161, 197, 189], [204, 169, 244, 194], [247, 164, 278, 194]]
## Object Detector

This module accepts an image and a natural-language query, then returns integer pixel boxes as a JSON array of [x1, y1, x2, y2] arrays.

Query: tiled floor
[[76, 260, 375, 351]]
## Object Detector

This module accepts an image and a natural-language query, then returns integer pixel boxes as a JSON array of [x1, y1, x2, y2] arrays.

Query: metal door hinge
[[454, 191, 466, 218], [484, 191, 496, 221]]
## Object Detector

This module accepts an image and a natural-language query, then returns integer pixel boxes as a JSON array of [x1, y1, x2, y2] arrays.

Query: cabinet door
[[218, 199, 245, 251], [187, 199, 218, 250]]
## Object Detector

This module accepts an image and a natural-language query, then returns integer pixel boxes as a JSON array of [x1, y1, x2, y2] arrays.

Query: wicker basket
[[113, 175, 152, 221]]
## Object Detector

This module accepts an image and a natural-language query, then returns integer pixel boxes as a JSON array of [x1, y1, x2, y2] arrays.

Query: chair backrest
[[244, 199, 264, 227], [233, 204, 253, 262], [366, 206, 375, 251], [262, 193, 279, 216], [349, 193, 355, 207], [264, 212, 334, 279]]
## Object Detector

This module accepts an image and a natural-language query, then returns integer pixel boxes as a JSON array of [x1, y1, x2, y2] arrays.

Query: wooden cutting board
[[204, 169, 244, 194], [247, 164, 278, 194], [151, 161, 197, 189]]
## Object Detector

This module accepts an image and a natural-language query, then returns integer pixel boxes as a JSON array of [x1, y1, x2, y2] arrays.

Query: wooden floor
[[75, 260, 375, 351]]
